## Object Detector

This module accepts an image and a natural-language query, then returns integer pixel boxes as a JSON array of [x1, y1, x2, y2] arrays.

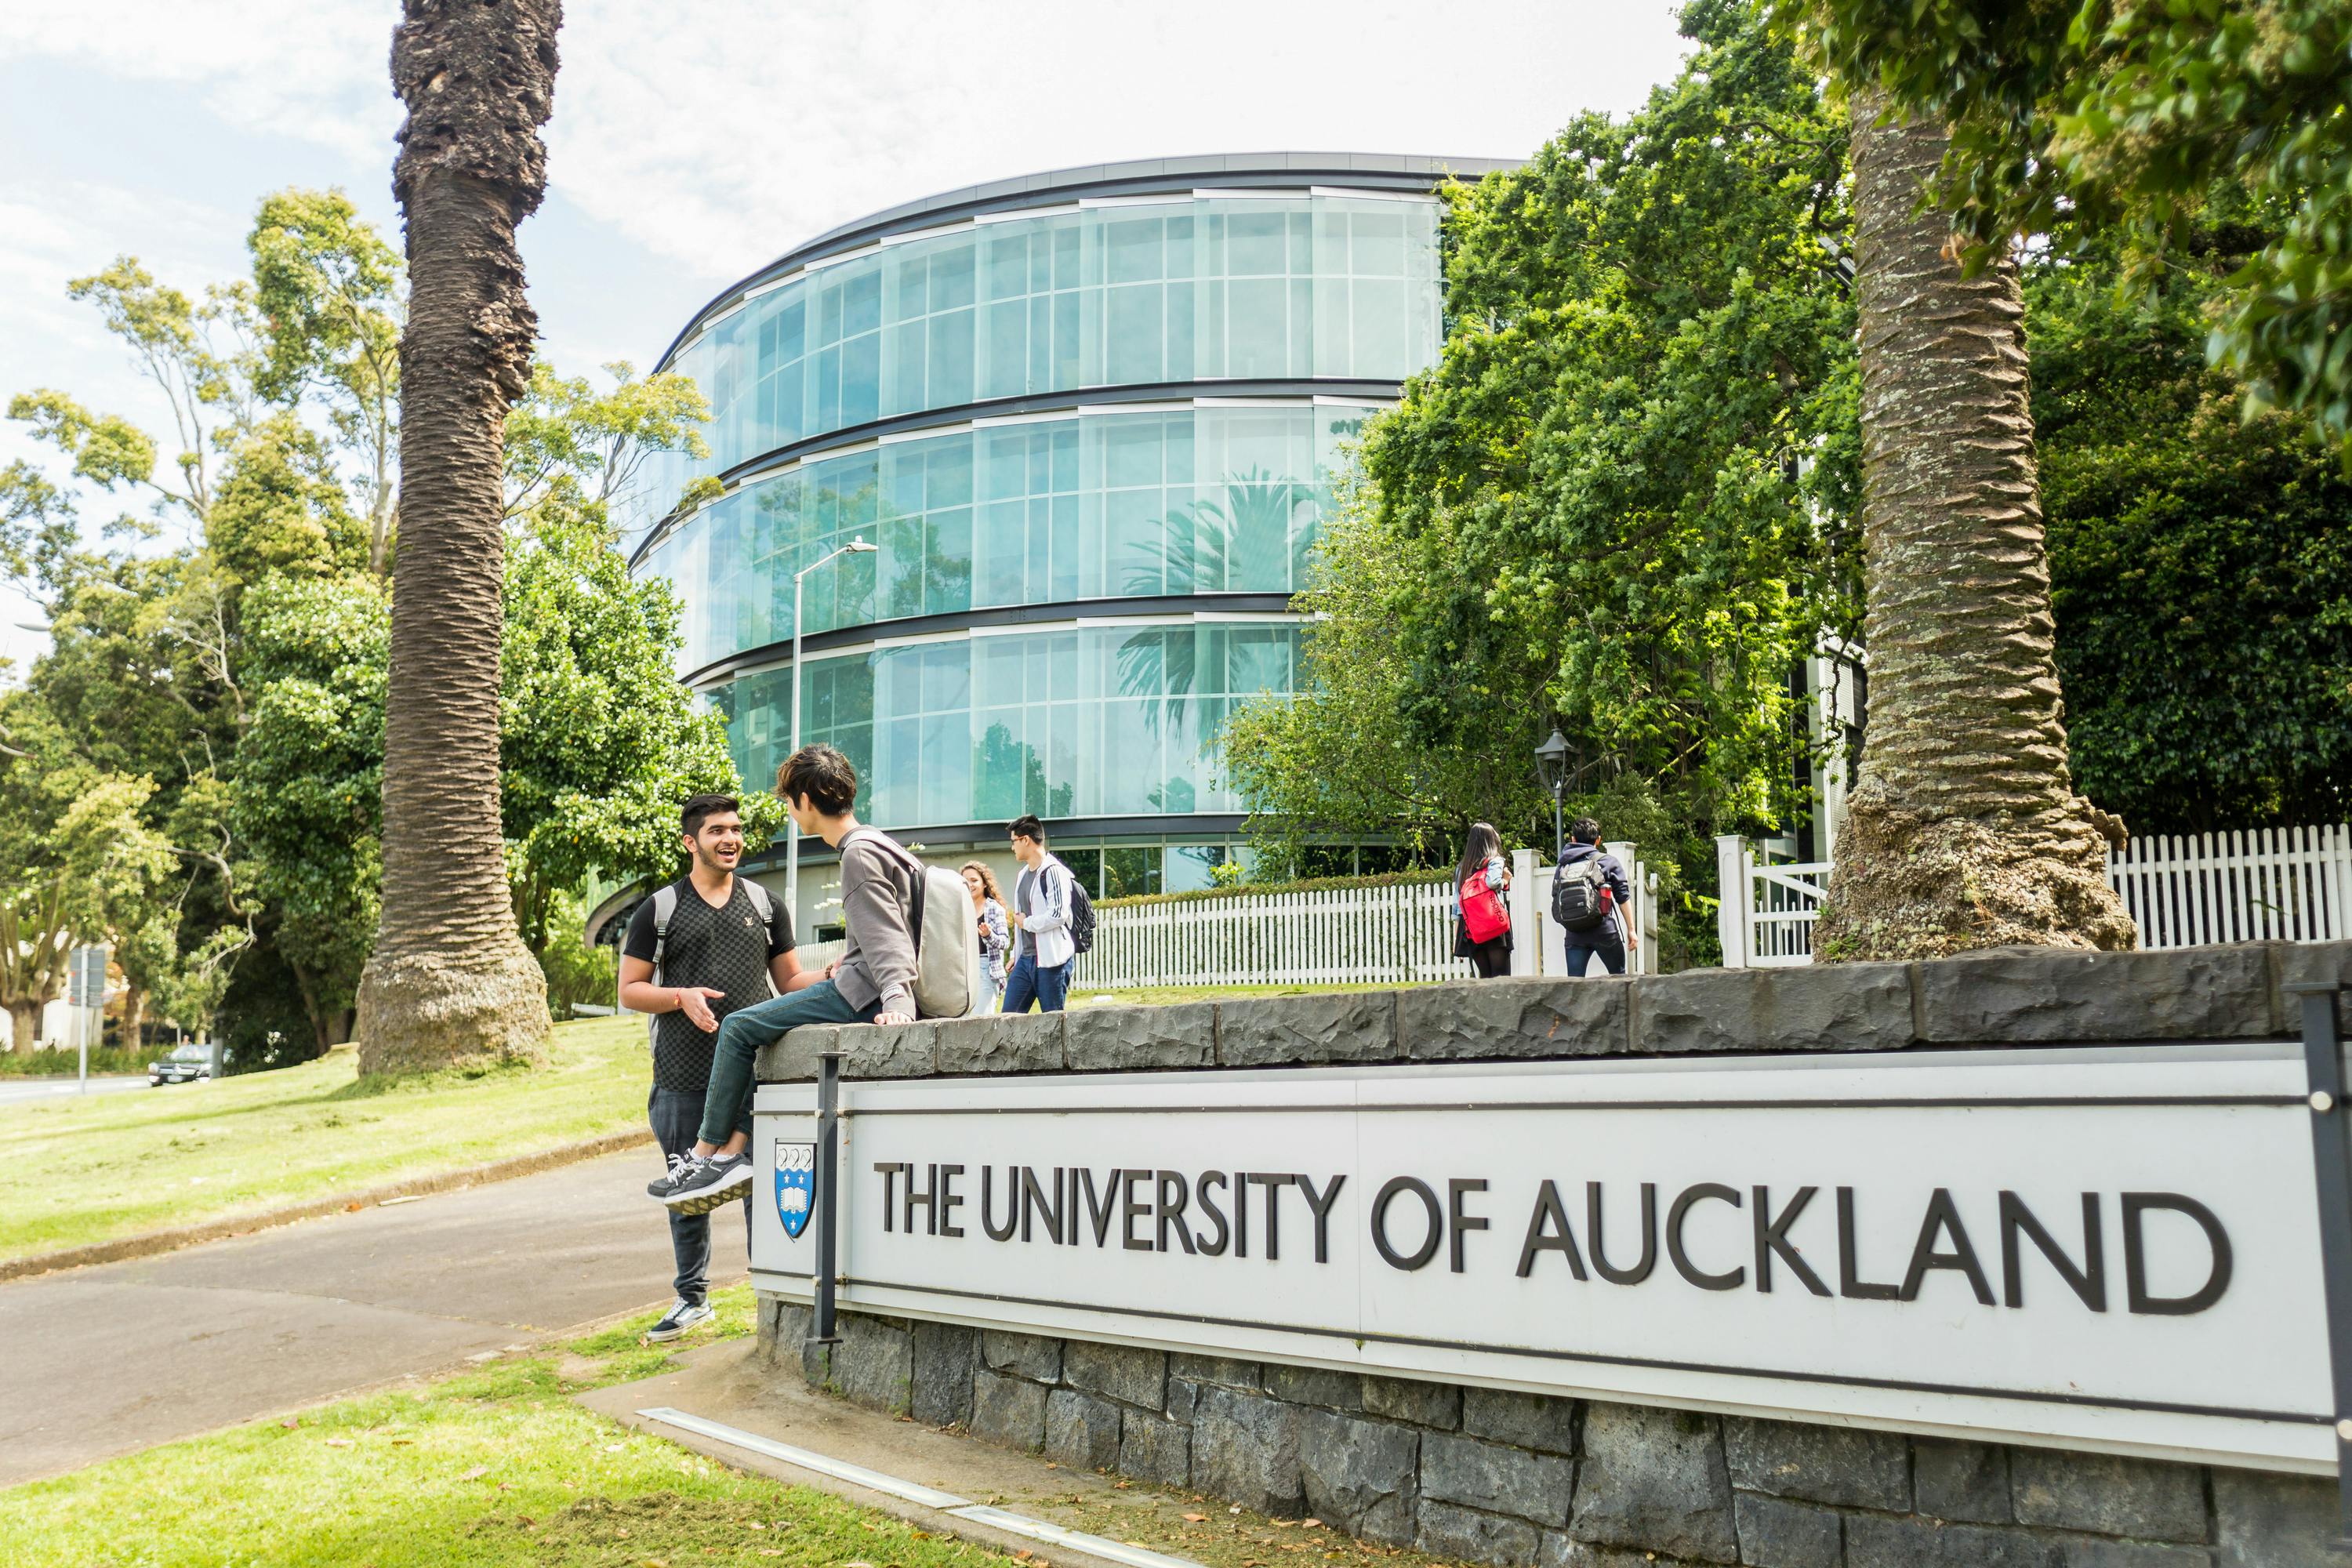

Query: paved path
[[0, 1145, 745, 1486], [0, 1075, 147, 1110]]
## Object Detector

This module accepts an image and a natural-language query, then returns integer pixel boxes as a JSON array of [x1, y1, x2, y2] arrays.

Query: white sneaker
[[645, 1296, 715, 1341], [661, 1149, 754, 1214]]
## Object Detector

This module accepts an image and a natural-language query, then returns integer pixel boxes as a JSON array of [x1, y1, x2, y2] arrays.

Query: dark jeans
[[648, 1083, 746, 1307], [1002, 953, 1069, 1013], [1468, 937, 1512, 978], [697, 978, 879, 1146], [1563, 925, 1627, 976]]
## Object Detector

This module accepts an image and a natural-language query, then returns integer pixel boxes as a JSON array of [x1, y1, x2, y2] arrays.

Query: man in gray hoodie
[[654, 743, 918, 1214]]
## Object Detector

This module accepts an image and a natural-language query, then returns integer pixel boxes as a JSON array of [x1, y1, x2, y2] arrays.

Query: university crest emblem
[[775, 1140, 815, 1239]]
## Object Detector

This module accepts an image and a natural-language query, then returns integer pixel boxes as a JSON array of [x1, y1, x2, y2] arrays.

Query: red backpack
[[1459, 866, 1511, 944]]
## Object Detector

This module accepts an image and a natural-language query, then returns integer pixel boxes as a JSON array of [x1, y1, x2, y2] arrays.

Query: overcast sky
[[0, 1, 1694, 672]]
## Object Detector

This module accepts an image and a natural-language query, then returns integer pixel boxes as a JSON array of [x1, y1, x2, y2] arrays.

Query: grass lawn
[[0, 1287, 1031, 1568], [1, 1282, 1458, 1568], [0, 993, 1352, 1267], [0, 1014, 654, 1266]]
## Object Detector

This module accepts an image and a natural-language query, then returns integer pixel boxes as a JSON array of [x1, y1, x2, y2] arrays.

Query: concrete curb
[[0, 1125, 655, 1283]]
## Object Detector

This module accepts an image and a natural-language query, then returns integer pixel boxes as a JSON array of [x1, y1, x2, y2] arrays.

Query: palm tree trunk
[[355, 0, 561, 1073], [1816, 92, 2136, 961]]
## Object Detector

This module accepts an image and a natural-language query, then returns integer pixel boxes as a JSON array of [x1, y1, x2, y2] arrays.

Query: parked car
[[148, 1043, 212, 1087]]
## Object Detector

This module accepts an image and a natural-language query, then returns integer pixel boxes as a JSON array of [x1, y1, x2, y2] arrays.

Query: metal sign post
[[67, 945, 107, 1094], [2290, 978, 2352, 1552], [808, 1049, 844, 1349]]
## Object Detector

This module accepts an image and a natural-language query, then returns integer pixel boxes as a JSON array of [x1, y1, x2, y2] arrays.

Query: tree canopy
[[1224, 0, 1859, 959], [2032, 226, 2352, 831], [1226, 2, 2349, 959], [1771, 0, 2352, 447], [1, 187, 734, 1064]]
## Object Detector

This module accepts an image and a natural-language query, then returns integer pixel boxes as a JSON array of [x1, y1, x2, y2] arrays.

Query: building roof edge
[[649, 151, 1517, 375]]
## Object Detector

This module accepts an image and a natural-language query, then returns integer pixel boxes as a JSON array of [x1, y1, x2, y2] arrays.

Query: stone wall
[[750, 940, 2352, 1567], [755, 942, 2352, 1085], [754, 1298, 2338, 1567]]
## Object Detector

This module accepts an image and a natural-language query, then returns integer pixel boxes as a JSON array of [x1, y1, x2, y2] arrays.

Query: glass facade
[[620, 168, 1451, 865], [624, 192, 1439, 528], [641, 402, 1371, 676], [711, 622, 1301, 831]]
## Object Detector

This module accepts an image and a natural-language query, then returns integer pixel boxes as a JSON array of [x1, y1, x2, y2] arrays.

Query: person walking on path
[[652, 746, 919, 1216], [964, 861, 1011, 1013], [618, 793, 811, 1339], [1554, 816, 1634, 977], [1003, 815, 1076, 1014], [1454, 822, 1515, 978]]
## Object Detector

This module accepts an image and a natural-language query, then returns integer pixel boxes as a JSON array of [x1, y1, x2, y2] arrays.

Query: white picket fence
[[1715, 823, 2352, 967], [1073, 846, 1658, 992]]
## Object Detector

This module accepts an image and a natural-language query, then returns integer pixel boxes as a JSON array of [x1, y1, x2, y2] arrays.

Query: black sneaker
[[646, 1152, 694, 1200], [661, 1151, 753, 1214], [645, 1295, 714, 1341]]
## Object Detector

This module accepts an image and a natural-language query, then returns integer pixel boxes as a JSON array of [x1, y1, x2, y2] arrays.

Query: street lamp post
[[786, 539, 877, 924], [1534, 728, 1570, 864]]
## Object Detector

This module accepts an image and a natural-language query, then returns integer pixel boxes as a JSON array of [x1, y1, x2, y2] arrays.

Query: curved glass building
[[622, 154, 1503, 934]]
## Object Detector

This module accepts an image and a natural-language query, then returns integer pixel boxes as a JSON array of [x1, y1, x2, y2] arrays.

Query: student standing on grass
[[652, 745, 918, 1216], [618, 793, 810, 1341], [1003, 815, 1074, 1014]]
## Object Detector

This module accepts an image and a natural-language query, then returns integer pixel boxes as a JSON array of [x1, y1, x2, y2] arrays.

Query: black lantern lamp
[[1534, 728, 1570, 863]]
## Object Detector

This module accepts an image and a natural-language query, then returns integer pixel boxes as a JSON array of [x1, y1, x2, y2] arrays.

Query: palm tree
[[354, 0, 562, 1071], [1813, 93, 2135, 961]]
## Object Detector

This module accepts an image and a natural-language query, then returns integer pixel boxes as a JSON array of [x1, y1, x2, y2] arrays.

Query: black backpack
[[1552, 855, 1608, 933], [1051, 862, 1097, 955]]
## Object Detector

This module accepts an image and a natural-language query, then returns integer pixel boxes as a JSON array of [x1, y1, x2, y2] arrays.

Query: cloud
[[4, 0, 1693, 290], [550, 0, 1693, 280], [0, 2, 393, 162]]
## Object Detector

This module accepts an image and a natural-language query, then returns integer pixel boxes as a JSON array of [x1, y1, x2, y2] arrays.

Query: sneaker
[[661, 1150, 753, 1214], [646, 1151, 694, 1200], [645, 1296, 714, 1342]]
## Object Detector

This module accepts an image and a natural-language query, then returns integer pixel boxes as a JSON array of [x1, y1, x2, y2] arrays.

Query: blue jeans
[[1002, 953, 1069, 1014], [696, 979, 879, 1146], [650, 1083, 746, 1307], [1563, 924, 1627, 977]]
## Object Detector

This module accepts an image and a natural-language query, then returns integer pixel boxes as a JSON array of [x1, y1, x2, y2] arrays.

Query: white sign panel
[[753, 1043, 2334, 1472]]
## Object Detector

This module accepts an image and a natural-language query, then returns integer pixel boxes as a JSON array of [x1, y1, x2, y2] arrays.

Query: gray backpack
[[844, 829, 978, 1018], [644, 877, 780, 1045]]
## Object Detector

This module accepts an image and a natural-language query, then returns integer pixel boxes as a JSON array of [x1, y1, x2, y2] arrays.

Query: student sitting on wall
[[649, 745, 919, 1215]]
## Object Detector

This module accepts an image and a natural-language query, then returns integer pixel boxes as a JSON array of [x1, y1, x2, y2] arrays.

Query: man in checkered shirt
[[618, 794, 814, 1341]]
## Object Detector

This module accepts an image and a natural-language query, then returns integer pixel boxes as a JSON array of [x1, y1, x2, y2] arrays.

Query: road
[[0, 1075, 147, 1110], [0, 1145, 746, 1486]]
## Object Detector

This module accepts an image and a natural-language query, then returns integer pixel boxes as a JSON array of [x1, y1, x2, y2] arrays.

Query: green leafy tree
[[7, 180, 731, 1065], [2031, 228, 2352, 831], [1771, 0, 2352, 446], [0, 699, 174, 1050], [249, 188, 405, 573], [1227, 2, 1858, 927], [503, 361, 711, 521], [230, 572, 390, 1051], [500, 499, 771, 957], [17, 258, 262, 524]]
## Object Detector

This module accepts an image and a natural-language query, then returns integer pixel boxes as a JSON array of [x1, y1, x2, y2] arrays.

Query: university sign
[[753, 1031, 2348, 1475]]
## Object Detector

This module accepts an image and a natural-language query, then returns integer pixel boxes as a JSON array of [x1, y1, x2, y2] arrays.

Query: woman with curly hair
[[962, 860, 1011, 1011]]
